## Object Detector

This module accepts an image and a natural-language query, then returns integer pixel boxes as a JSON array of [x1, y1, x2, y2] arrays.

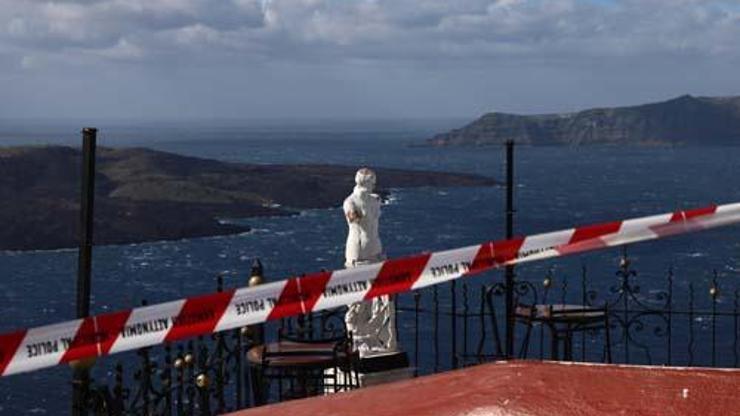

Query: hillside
[[0, 146, 496, 250], [429, 95, 740, 146]]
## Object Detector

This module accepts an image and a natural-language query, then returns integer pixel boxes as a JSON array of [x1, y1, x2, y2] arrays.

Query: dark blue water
[[1, 122, 739, 413]]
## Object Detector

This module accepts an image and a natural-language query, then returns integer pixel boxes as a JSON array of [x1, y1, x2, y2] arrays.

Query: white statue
[[343, 168, 397, 357], [343, 168, 383, 267]]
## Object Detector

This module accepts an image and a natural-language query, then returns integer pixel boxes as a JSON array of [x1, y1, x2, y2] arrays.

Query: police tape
[[1, 202, 739, 377]]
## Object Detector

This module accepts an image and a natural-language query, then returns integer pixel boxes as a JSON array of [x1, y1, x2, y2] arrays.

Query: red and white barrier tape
[[1, 202, 739, 377]]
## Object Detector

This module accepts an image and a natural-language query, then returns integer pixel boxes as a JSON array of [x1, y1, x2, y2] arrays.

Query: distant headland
[[428, 95, 740, 146], [0, 146, 496, 251]]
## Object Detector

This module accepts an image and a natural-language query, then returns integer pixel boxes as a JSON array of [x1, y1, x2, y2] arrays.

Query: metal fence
[[79, 248, 740, 415], [397, 248, 740, 374], [83, 278, 259, 415]]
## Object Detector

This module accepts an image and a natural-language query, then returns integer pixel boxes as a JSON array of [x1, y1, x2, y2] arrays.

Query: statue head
[[355, 168, 376, 192]]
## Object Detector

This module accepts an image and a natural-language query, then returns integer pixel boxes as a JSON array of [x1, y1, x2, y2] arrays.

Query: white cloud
[[90, 37, 144, 59], [0, 0, 738, 119], [0, 0, 738, 67]]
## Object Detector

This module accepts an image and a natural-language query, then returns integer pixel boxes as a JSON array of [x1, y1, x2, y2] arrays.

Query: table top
[[247, 341, 343, 368], [515, 304, 607, 323]]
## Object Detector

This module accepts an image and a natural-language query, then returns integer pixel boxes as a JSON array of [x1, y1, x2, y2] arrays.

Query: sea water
[[0, 121, 739, 413]]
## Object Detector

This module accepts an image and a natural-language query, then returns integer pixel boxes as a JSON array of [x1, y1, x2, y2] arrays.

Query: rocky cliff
[[429, 95, 740, 146]]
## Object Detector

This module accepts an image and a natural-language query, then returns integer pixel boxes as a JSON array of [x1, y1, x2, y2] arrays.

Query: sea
[[0, 120, 739, 414]]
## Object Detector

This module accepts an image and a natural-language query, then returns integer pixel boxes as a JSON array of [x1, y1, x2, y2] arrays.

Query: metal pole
[[72, 127, 97, 416], [247, 260, 265, 406], [504, 140, 515, 357], [451, 280, 457, 369]]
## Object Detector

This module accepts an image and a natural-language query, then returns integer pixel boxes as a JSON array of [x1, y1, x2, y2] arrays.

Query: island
[[428, 95, 740, 146], [0, 146, 497, 251]]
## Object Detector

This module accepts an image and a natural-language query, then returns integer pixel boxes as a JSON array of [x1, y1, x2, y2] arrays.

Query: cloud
[[0, 0, 738, 119], [0, 0, 266, 58], [1, 0, 738, 67]]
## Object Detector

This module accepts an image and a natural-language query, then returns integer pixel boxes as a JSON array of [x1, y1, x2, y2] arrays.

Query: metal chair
[[516, 303, 612, 362], [252, 309, 359, 404]]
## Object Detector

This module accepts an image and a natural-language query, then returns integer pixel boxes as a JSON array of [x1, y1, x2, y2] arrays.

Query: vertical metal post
[[235, 327, 244, 408], [433, 285, 439, 372], [666, 268, 673, 366], [504, 140, 515, 357], [77, 127, 97, 318], [72, 127, 97, 416], [247, 260, 265, 406], [710, 271, 719, 367], [413, 291, 420, 377], [450, 280, 457, 369]]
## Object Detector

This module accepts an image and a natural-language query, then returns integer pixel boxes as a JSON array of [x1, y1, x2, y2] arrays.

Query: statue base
[[356, 350, 413, 388], [356, 350, 408, 373], [324, 351, 413, 394]]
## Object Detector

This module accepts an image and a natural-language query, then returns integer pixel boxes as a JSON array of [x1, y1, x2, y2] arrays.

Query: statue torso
[[344, 188, 382, 266]]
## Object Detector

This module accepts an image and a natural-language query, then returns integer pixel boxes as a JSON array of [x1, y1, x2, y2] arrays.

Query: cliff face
[[429, 95, 740, 146], [0, 146, 496, 251]]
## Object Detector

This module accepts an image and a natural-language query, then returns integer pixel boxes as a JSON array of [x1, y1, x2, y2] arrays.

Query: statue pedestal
[[355, 350, 413, 387], [325, 351, 413, 394]]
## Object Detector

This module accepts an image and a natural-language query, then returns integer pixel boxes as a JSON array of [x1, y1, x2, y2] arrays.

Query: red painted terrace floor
[[230, 360, 740, 416]]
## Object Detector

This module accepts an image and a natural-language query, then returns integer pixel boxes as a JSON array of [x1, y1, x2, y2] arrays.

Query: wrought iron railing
[[81, 249, 740, 415], [83, 277, 261, 416], [396, 248, 740, 375]]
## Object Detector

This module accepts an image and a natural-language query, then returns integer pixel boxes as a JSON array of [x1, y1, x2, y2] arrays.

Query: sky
[[0, 0, 739, 120]]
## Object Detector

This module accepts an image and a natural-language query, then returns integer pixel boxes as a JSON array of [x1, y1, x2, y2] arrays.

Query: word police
[[430, 261, 471, 278]]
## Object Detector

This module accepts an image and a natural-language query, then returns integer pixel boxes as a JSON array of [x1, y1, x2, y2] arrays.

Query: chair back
[[279, 307, 348, 343]]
